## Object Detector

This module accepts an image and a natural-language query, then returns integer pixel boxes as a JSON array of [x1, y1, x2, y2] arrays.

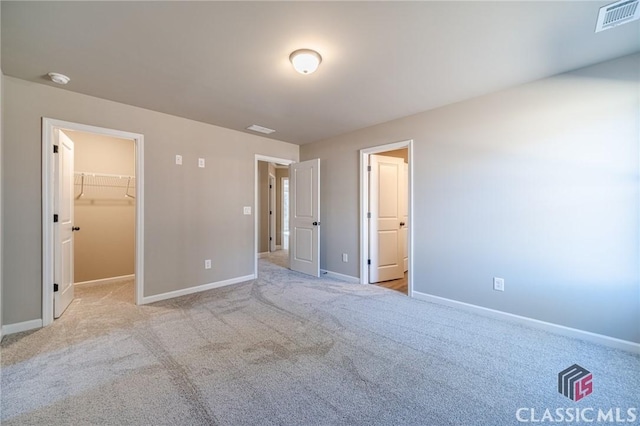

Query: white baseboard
[[2, 318, 43, 336], [257, 252, 268, 259], [75, 274, 135, 286], [141, 274, 256, 305], [412, 291, 640, 354], [321, 269, 360, 284]]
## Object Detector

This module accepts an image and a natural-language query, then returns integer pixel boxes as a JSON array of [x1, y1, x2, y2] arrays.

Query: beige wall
[[2, 76, 298, 325], [67, 130, 135, 283], [381, 148, 408, 163], [301, 54, 640, 343], [275, 168, 288, 246]]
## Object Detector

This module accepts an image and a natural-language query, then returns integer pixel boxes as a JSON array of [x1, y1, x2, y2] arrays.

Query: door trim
[[268, 173, 276, 252], [359, 140, 414, 295], [254, 155, 293, 277], [42, 118, 145, 327]]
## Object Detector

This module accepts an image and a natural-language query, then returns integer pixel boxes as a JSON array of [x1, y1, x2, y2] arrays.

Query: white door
[[54, 131, 75, 318], [369, 155, 404, 283], [269, 175, 276, 252], [289, 159, 320, 277], [401, 163, 409, 272]]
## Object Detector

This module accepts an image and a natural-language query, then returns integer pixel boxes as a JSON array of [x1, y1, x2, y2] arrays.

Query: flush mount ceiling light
[[289, 49, 322, 75], [48, 72, 70, 85]]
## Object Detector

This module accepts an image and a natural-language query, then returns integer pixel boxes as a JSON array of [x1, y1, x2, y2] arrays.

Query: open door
[[369, 155, 404, 283], [401, 163, 409, 272], [54, 131, 75, 317], [289, 159, 320, 277]]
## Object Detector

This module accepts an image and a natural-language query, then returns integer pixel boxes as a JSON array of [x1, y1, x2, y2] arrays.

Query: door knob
[[399, 222, 405, 227], [72, 226, 81, 232], [313, 221, 321, 226]]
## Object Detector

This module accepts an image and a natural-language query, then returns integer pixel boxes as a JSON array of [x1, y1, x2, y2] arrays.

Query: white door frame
[[360, 140, 414, 295], [268, 173, 276, 252], [254, 155, 293, 276], [42, 118, 145, 327]]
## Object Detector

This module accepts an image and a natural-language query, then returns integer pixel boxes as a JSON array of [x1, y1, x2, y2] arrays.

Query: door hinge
[[53, 145, 59, 154], [269, 211, 272, 215], [269, 237, 272, 241], [367, 259, 371, 265], [53, 283, 59, 292], [367, 165, 371, 172], [269, 184, 272, 189], [53, 214, 59, 223], [367, 212, 371, 219]]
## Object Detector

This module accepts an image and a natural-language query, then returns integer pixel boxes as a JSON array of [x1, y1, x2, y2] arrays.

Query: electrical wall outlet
[[493, 277, 505, 292], [205, 259, 212, 269], [198, 158, 205, 168], [342, 253, 348, 263], [175, 155, 182, 165], [243, 206, 252, 215]]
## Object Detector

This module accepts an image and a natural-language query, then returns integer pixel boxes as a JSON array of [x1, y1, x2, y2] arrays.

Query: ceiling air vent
[[595, 0, 639, 32], [246, 124, 276, 134]]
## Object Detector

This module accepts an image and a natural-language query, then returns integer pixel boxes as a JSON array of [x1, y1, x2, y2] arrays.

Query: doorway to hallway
[[360, 140, 413, 296]]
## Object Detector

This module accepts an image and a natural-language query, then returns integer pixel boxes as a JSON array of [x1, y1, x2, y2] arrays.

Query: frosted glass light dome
[[289, 49, 322, 74]]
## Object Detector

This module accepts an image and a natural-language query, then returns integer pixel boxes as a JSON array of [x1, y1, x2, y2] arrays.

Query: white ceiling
[[2, 1, 639, 145]]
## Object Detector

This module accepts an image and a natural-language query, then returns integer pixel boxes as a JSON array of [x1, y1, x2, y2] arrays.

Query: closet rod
[[74, 171, 135, 180]]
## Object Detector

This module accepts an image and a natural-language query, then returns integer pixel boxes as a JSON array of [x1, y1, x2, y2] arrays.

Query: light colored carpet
[[263, 248, 289, 269], [1, 255, 638, 425]]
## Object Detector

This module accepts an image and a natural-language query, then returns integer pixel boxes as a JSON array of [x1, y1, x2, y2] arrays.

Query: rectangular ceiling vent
[[595, 0, 639, 32], [246, 124, 276, 134]]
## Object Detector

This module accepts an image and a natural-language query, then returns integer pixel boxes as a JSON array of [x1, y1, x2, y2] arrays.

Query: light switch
[[243, 206, 251, 215], [198, 158, 205, 168], [175, 155, 182, 165]]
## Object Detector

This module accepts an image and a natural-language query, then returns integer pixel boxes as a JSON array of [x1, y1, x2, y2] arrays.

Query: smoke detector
[[595, 0, 639, 32], [48, 72, 71, 85]]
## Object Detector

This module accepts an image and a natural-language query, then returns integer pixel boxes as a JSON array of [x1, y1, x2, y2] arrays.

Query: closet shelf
[[74, 172, 136, 199]]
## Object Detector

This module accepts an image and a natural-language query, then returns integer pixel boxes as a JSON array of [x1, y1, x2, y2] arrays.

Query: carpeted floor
[[1, 255, 638, 425]]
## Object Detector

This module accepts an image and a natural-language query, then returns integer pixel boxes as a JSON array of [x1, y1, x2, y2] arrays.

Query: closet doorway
[[42, 119, 144, 327], [69, 129, 136, 300]]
